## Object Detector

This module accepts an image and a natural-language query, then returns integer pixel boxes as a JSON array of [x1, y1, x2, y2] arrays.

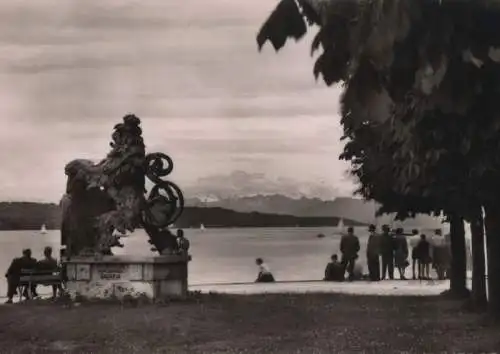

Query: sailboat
[[337, 218, 344, 230], [333, 218, 345, 235], [200, 223, 205, 231], [40, 224, 48, 235]]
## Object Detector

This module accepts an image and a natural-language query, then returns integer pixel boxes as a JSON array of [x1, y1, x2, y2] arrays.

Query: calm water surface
[[0, 227, 459, 297]]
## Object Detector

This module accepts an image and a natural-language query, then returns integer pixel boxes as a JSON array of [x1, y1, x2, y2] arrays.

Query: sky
[[0, 0, 354, 202]]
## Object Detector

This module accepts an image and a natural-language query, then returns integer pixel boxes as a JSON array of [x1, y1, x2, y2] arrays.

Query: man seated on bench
[[4, 248, 38, 304], [35, 246, 63, 299]]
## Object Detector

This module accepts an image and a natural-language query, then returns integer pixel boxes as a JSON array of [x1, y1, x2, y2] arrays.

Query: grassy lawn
[[0, 293, 498, 353]]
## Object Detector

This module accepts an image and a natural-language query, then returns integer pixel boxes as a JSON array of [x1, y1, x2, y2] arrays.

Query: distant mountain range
[[182, 170, 341, 200], [186, 195, 446, 229]]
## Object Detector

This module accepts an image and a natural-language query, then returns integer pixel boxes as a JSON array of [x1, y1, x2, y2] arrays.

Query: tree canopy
[[257, 0, 500, 217]]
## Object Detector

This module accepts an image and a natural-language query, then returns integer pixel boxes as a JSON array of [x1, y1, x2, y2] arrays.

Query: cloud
[[0, 0, 354, 201]]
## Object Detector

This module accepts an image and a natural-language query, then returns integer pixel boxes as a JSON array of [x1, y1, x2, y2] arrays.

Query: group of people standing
[[325, 225, 451, 282]]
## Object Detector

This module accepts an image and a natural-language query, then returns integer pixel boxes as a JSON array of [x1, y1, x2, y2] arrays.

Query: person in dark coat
[[176, 229, 190, 255], [394, 228, 409, 280], [324, 254, 344, 282], [366, 224, 381, 281], [36, 246, 63, 299], [4, 249, 38, 303], [415, 234, 431, 280], [340, 227, 360, 281], [5, 257, 22, 304], [432, 229, 450, 280], [380, 225, 395, 280]]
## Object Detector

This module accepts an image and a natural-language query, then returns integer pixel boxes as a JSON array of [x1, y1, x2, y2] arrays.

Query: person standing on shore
[[394, 228, 409, 280], [415, 234, 431, 280], [380, 225, 395, 280], [431, 229, 449, 280], [340, 227, 360, 281], [366, 224, 380, 281], [176, 229, 190, 255], [409, 229, 420, 279]]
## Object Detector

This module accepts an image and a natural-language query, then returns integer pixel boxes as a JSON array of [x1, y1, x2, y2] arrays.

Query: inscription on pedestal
[[64, 255, 189, 300], [98, 264, 126, 280]]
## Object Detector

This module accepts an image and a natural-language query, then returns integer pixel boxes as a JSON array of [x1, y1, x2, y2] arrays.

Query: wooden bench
[[18, 269, 64, 300]]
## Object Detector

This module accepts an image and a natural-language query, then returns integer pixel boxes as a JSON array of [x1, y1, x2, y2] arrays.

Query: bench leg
[[17, 285, 30, 301], [26, 282, 35, 300], [24, 284, 30, 300], [17, 286, 23, 302]]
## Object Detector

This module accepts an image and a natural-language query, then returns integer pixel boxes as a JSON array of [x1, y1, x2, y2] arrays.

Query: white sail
[[40, 224, 47, 234], [337, 218, 344, 230], [333, 218, 345, 235], [200, 223, 205, 230]]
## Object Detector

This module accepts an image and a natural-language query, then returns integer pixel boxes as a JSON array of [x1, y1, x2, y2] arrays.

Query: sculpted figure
[[61, 114, 184, 257]]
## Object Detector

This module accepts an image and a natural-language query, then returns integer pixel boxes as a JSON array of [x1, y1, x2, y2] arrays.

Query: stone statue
[[60, 114, 184, 257]]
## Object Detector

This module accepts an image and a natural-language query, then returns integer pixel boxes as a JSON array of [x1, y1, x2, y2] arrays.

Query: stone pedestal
[[63, 255, 190, 300]]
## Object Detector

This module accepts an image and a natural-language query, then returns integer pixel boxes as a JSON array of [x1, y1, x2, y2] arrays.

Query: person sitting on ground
[[340, 226, 360, 281], [4, 248, 38, 303], [36, 246, 63, 299], [415, 234, 431, 280], [394, 228, 409, 280], [255, 258, 275, 283], [324, 254, 344, 282], [176, 229, 190, 255]]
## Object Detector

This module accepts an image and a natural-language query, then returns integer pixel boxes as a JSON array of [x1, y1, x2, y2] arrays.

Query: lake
[[0, 226, 466, 297]]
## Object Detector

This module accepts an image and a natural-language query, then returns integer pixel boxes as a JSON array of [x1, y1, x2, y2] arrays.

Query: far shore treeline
[[0, 202, 365, 231]]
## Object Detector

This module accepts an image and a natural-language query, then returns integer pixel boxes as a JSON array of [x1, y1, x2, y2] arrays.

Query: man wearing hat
[[380, 224, 395, 280], [340, 226, 361, 281], [366, 224, 381, 281]]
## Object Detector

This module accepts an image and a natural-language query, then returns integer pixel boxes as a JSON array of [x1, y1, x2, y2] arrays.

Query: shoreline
[[1, 278, 466, 303], [190, 278, 459, 296]]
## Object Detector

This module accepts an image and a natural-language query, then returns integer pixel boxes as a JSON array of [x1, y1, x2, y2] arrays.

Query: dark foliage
[[257, 0, 308, 51]]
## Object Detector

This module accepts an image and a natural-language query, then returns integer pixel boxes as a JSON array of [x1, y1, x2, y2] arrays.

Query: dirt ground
[[0, 293, 498, 353]]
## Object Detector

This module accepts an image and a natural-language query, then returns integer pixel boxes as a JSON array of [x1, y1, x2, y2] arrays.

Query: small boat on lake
[[337, 218, 344, 230], [317, 233, 325, 238], [200, 223, 205, 231], [333, 218, 345, 235], [40, 224, 47, 234]]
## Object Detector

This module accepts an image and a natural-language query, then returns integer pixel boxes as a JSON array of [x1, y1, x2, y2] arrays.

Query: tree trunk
[[470, 212, 487, 309], [448, 213, 468, 297], [484, 203, 500, 318]]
